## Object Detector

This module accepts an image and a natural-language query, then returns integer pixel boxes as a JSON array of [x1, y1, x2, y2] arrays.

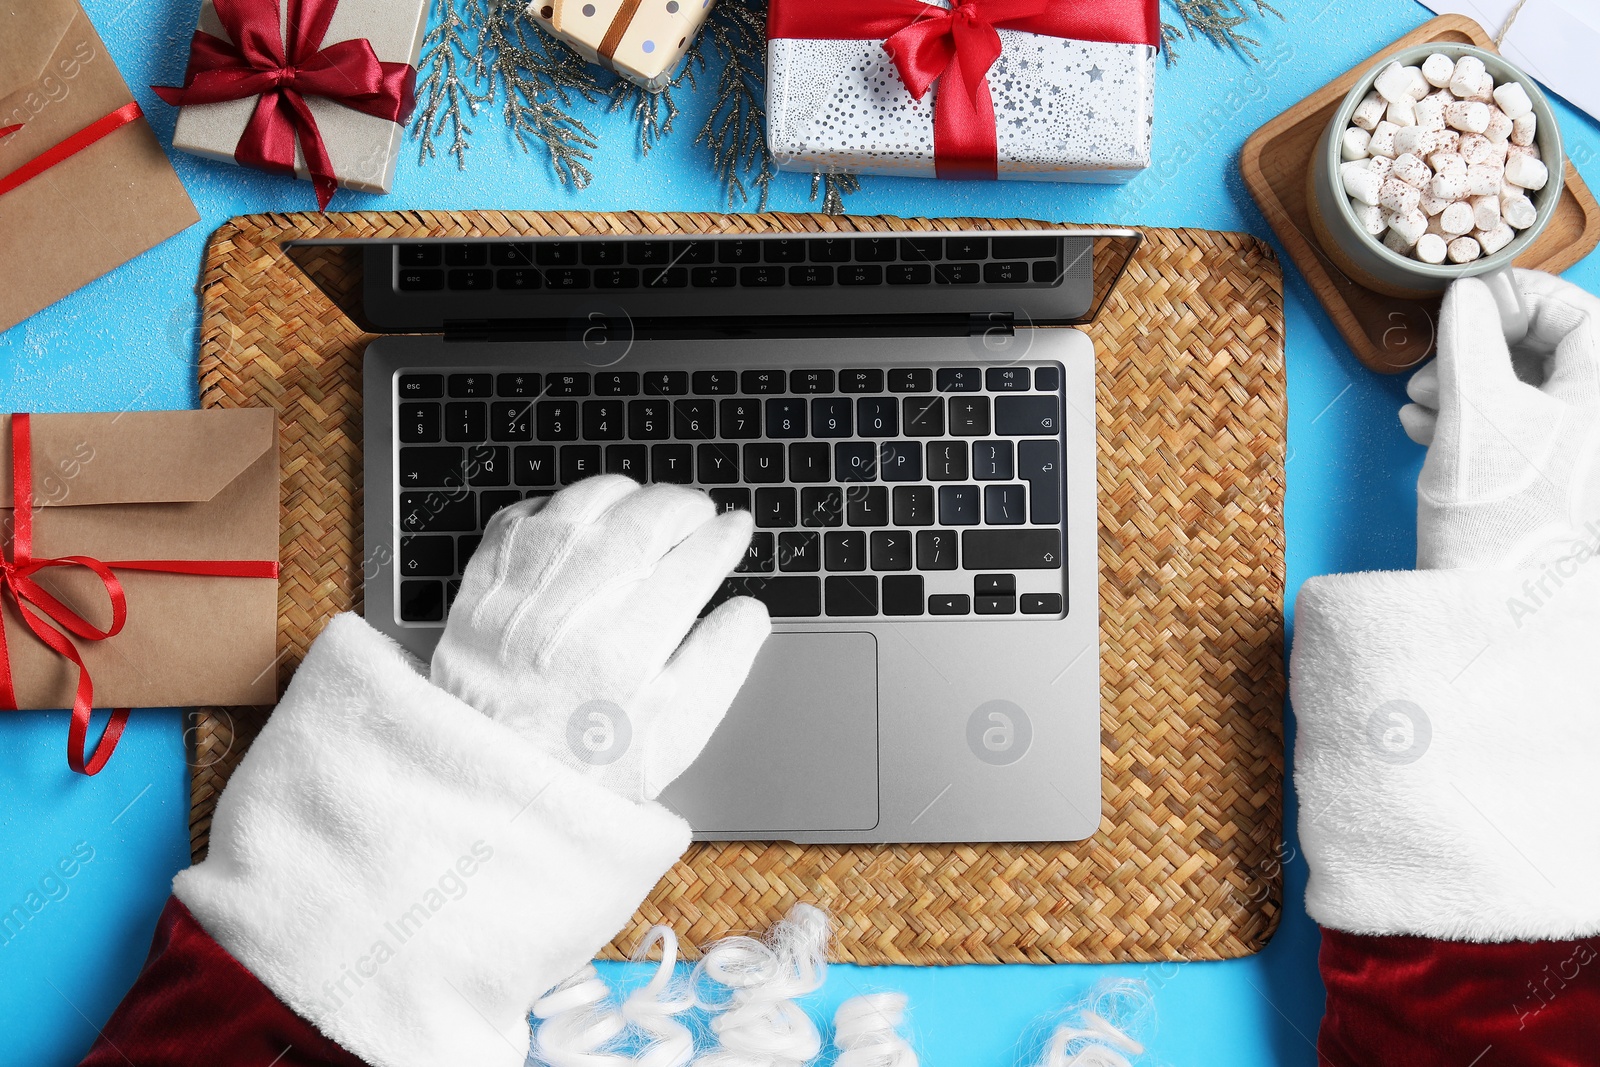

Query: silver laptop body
[[355, 228, 1137, 843]]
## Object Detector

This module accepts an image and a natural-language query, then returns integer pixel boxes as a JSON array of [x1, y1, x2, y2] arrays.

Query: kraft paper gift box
[[766, 0, 1161, 183], [540, 0, 715, 92], [0, 0, 199, 333], [165, 0, 428, 202], [0, 410, 279, 714]]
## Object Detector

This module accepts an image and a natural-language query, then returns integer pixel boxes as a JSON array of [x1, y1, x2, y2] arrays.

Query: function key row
[[400, 236, 1061, 269], [399, 365, 1059, 400]]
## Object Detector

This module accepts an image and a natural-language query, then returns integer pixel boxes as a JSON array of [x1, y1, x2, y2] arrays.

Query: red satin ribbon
[[767, 0, 1161, 180], [0, 415, 280, 775], [0, 103, 145, 198], [153, 0, 417, 210]]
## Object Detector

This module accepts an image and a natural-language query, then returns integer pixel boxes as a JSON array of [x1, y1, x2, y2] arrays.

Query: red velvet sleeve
[[78, 896, 370, 1067], [1319, 929, 1600, 1067]]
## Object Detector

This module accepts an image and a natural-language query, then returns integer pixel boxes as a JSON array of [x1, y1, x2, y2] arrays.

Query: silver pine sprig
[[694, 0, 777, 209], [413, 0, 491, 167], [475, 0, 604, 187], [811, 172, 860, 216], [1161, 0, 1283, 66]]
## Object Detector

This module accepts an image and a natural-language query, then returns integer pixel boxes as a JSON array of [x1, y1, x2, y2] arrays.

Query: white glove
[[431, 475, 770, 801], [1398, 269, 1600, 569]]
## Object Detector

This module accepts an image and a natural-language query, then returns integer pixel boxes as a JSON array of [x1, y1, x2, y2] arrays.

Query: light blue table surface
[[3, 0, 1597, 1063]]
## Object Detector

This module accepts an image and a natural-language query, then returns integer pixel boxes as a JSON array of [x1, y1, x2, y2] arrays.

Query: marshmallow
[[1430, 155, 1468, 199], [1352, 91, 1387, 132], [1447, 235, 1483, 262], [1389, 210, 1429, 246], [1341, 160, 1384, 205], [1419, 188, 1453, 216], [1470, 70, 1497, 103], [1405, 66, 1431, 101], [1392, 152, 1433, 188], [1440, 200, 1475, 235], [1384, 227, 1418, 253], [1415, 232, 1449, 263], [1394, 125, 1431, 157], [1444, 100, 1491, 134], [1465, 162, 1503, 196], [1511, 111, 1537, 146], [1502, 193, 1537, 229], [1484, 107, 1513, 143], [1367, 154, 1394, 181], [1482, 138, 1509, 168], [1507, 142, 1540, 163], [1421, 52, 1455, 88], [1425, 212, 1450, 237], [1374, 61, 1415, 103], [1368, 120, 1400, 158], [1449, 55, 1487, 99], [1415, 94, 1447, 130], [1379, 176, 1422, 215], [1352, 199, 1388, 236], [1493, 81, 1534, 119], [1505, 153, 1549, 191], [1459, 133, 1493, 165], [1476, 222, 1516, 255], [1470, 194, 1501, 231], [1386, 97, 1417, 127], [1341, 126, 1372, 160]]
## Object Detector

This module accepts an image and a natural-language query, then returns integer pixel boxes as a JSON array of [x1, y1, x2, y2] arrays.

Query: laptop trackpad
[[661, 632, 879, 836]]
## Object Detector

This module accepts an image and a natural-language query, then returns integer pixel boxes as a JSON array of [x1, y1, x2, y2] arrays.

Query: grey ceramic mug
[[1309, 43, 1564, 342]]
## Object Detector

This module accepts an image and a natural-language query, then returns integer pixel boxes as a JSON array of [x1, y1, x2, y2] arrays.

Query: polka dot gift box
[[766, 0, 1161, 183], [532, 0, 714, 93]]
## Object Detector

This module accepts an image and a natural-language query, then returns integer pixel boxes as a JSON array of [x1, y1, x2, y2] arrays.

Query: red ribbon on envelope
[[153, 0, 417, 210], [0, 415, 279, 776], [0, 103, 146, 199], [767, 0, 1161, 180]]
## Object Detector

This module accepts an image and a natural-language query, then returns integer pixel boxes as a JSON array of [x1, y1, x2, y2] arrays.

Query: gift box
[[158, 0, 427, 208], [533, 0, 714, 93], [766, 0, 1161, 183], [0, 0, 199, 333], [0, 410, 279, 773]]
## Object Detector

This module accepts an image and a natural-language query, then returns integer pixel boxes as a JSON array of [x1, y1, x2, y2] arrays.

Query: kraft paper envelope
[[0, 0, 199, 333], [0, 410, 279, 711]]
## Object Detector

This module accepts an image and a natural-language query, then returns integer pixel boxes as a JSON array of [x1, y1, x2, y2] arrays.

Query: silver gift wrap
[[766, 31, 1155, 183], [171, 0, 428, 196]]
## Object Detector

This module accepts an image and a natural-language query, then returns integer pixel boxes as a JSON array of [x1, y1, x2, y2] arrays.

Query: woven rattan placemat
[[190, 210, 1286, 964]]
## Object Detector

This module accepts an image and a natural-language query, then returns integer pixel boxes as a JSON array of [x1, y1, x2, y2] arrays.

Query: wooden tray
[[1241, 14, 1600, 374], [190, 211, 1286, 964]]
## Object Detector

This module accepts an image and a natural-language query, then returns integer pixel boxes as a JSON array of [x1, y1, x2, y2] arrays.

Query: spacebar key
[[962, 529, 1062, 569], [706, 576, 823, 618]]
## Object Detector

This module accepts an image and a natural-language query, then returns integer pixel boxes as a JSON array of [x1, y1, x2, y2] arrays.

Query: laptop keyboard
[[393, 362, 1066, 623], [396, 236, 1065, 293]]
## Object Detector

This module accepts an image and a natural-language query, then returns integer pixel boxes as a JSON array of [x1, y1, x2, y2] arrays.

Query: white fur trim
[[1291, 565, 1600, 942], [174, 613, 690, 1067]]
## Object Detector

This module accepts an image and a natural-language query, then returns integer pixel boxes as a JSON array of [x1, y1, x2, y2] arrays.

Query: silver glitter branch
[[413, 0, 490, 167], [1161, 0, 1283, 66], [811, 172, 859, 216], [695, 0, 778, 209], [476, 0, 605, 187]]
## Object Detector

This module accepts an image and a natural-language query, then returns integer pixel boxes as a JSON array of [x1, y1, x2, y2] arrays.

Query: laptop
[[357, 226, 1139, 843]]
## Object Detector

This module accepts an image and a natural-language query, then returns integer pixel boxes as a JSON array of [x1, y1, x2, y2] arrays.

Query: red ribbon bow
[[0, 415, 279, 775], [767, 0, 1160, 180], [153, 0, 416, 210]]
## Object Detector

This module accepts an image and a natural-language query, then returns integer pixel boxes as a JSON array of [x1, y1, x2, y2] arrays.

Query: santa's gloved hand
[[432, 475, 770, 801], [1398, 269, 1600, 569]]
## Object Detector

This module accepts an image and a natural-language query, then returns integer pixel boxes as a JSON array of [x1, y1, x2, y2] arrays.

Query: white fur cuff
[[1290, 564, 1600, 942], [173, 614, 691, 1067]]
